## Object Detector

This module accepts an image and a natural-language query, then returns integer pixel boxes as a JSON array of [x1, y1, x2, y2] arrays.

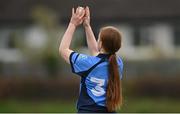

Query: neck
[[99, 48, 116, 55], [99, 48, 108, 54]]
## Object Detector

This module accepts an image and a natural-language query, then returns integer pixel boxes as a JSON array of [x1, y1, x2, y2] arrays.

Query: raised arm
[[59, 7, 85, 63], [83, 7, 99, 56]]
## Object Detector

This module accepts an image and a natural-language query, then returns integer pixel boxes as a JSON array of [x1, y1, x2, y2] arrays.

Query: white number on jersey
[[90, 77, 105, 96]]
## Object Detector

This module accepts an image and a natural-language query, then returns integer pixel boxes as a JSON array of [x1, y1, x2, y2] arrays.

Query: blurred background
[[0, 0, 180, 112]]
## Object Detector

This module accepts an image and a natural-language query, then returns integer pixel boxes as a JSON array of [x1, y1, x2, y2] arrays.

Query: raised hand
[[70, 7, 85, 27], [59, 7, 85, 63], [83, 6, 90, 27], [83, 6, 99, 55]]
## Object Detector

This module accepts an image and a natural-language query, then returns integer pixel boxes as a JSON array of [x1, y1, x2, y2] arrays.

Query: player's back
[[69, 52, 123, 112], [85, 54, 123, 107]]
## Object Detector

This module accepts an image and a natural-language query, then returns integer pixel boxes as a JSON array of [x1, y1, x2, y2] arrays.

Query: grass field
[[0, 97, 180, 113], [119, 97, 180, 113]]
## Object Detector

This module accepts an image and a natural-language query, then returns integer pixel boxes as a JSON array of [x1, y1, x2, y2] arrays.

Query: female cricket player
[[59, 6, 123, 113]]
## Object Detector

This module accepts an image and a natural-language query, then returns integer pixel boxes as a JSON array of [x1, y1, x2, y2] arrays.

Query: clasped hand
[[70, 6, 90, 27]]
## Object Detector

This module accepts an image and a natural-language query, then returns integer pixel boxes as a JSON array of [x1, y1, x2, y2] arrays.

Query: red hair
[[100, 26, 122, 112]]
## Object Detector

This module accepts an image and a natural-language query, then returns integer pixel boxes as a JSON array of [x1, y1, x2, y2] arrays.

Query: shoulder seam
[[69, 51, 76, 73], [74, 54, 80, 64], [77, 58, 106, 77]]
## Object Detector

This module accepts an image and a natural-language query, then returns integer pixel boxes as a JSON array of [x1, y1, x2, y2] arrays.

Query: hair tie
[[110, 52, 115, 55]]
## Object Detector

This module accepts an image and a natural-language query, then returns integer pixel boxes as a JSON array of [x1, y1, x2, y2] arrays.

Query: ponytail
[[106, 54, 122, 112], [99, 26, 122, 111]]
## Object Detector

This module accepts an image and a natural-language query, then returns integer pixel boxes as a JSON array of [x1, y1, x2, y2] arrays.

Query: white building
[[0, 0, 180, 63]]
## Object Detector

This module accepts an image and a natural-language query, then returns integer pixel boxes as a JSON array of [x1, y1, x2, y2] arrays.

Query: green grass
[[0, 97, 180, 112], [0, 99, 75, 113], [119, 97, 180, 113]]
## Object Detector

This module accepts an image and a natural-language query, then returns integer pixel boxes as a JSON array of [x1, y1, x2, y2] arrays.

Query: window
[[173, 24, 180, 46], [0, 29, 16, 49], [133, 24, 154, 46]]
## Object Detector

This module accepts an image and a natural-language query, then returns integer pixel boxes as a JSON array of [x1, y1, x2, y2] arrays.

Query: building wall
[[0, 21, 180, 63]]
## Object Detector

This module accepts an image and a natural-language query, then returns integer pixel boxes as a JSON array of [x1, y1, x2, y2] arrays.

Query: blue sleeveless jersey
[[69, 52, 123, 112]]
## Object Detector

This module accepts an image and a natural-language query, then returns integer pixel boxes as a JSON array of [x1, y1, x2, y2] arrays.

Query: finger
[[76, 6, 80, 14], [84, 6, 87, 17], [86, 6, 90, 17], [72, 8, 75, 15], [76, 6, 80, 10]]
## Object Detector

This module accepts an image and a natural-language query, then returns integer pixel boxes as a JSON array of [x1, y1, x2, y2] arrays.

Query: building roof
[[0, 0, 180, 23]]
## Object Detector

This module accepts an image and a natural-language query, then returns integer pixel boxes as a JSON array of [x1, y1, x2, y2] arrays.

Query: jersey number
[[90, 77, 105, 96]]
